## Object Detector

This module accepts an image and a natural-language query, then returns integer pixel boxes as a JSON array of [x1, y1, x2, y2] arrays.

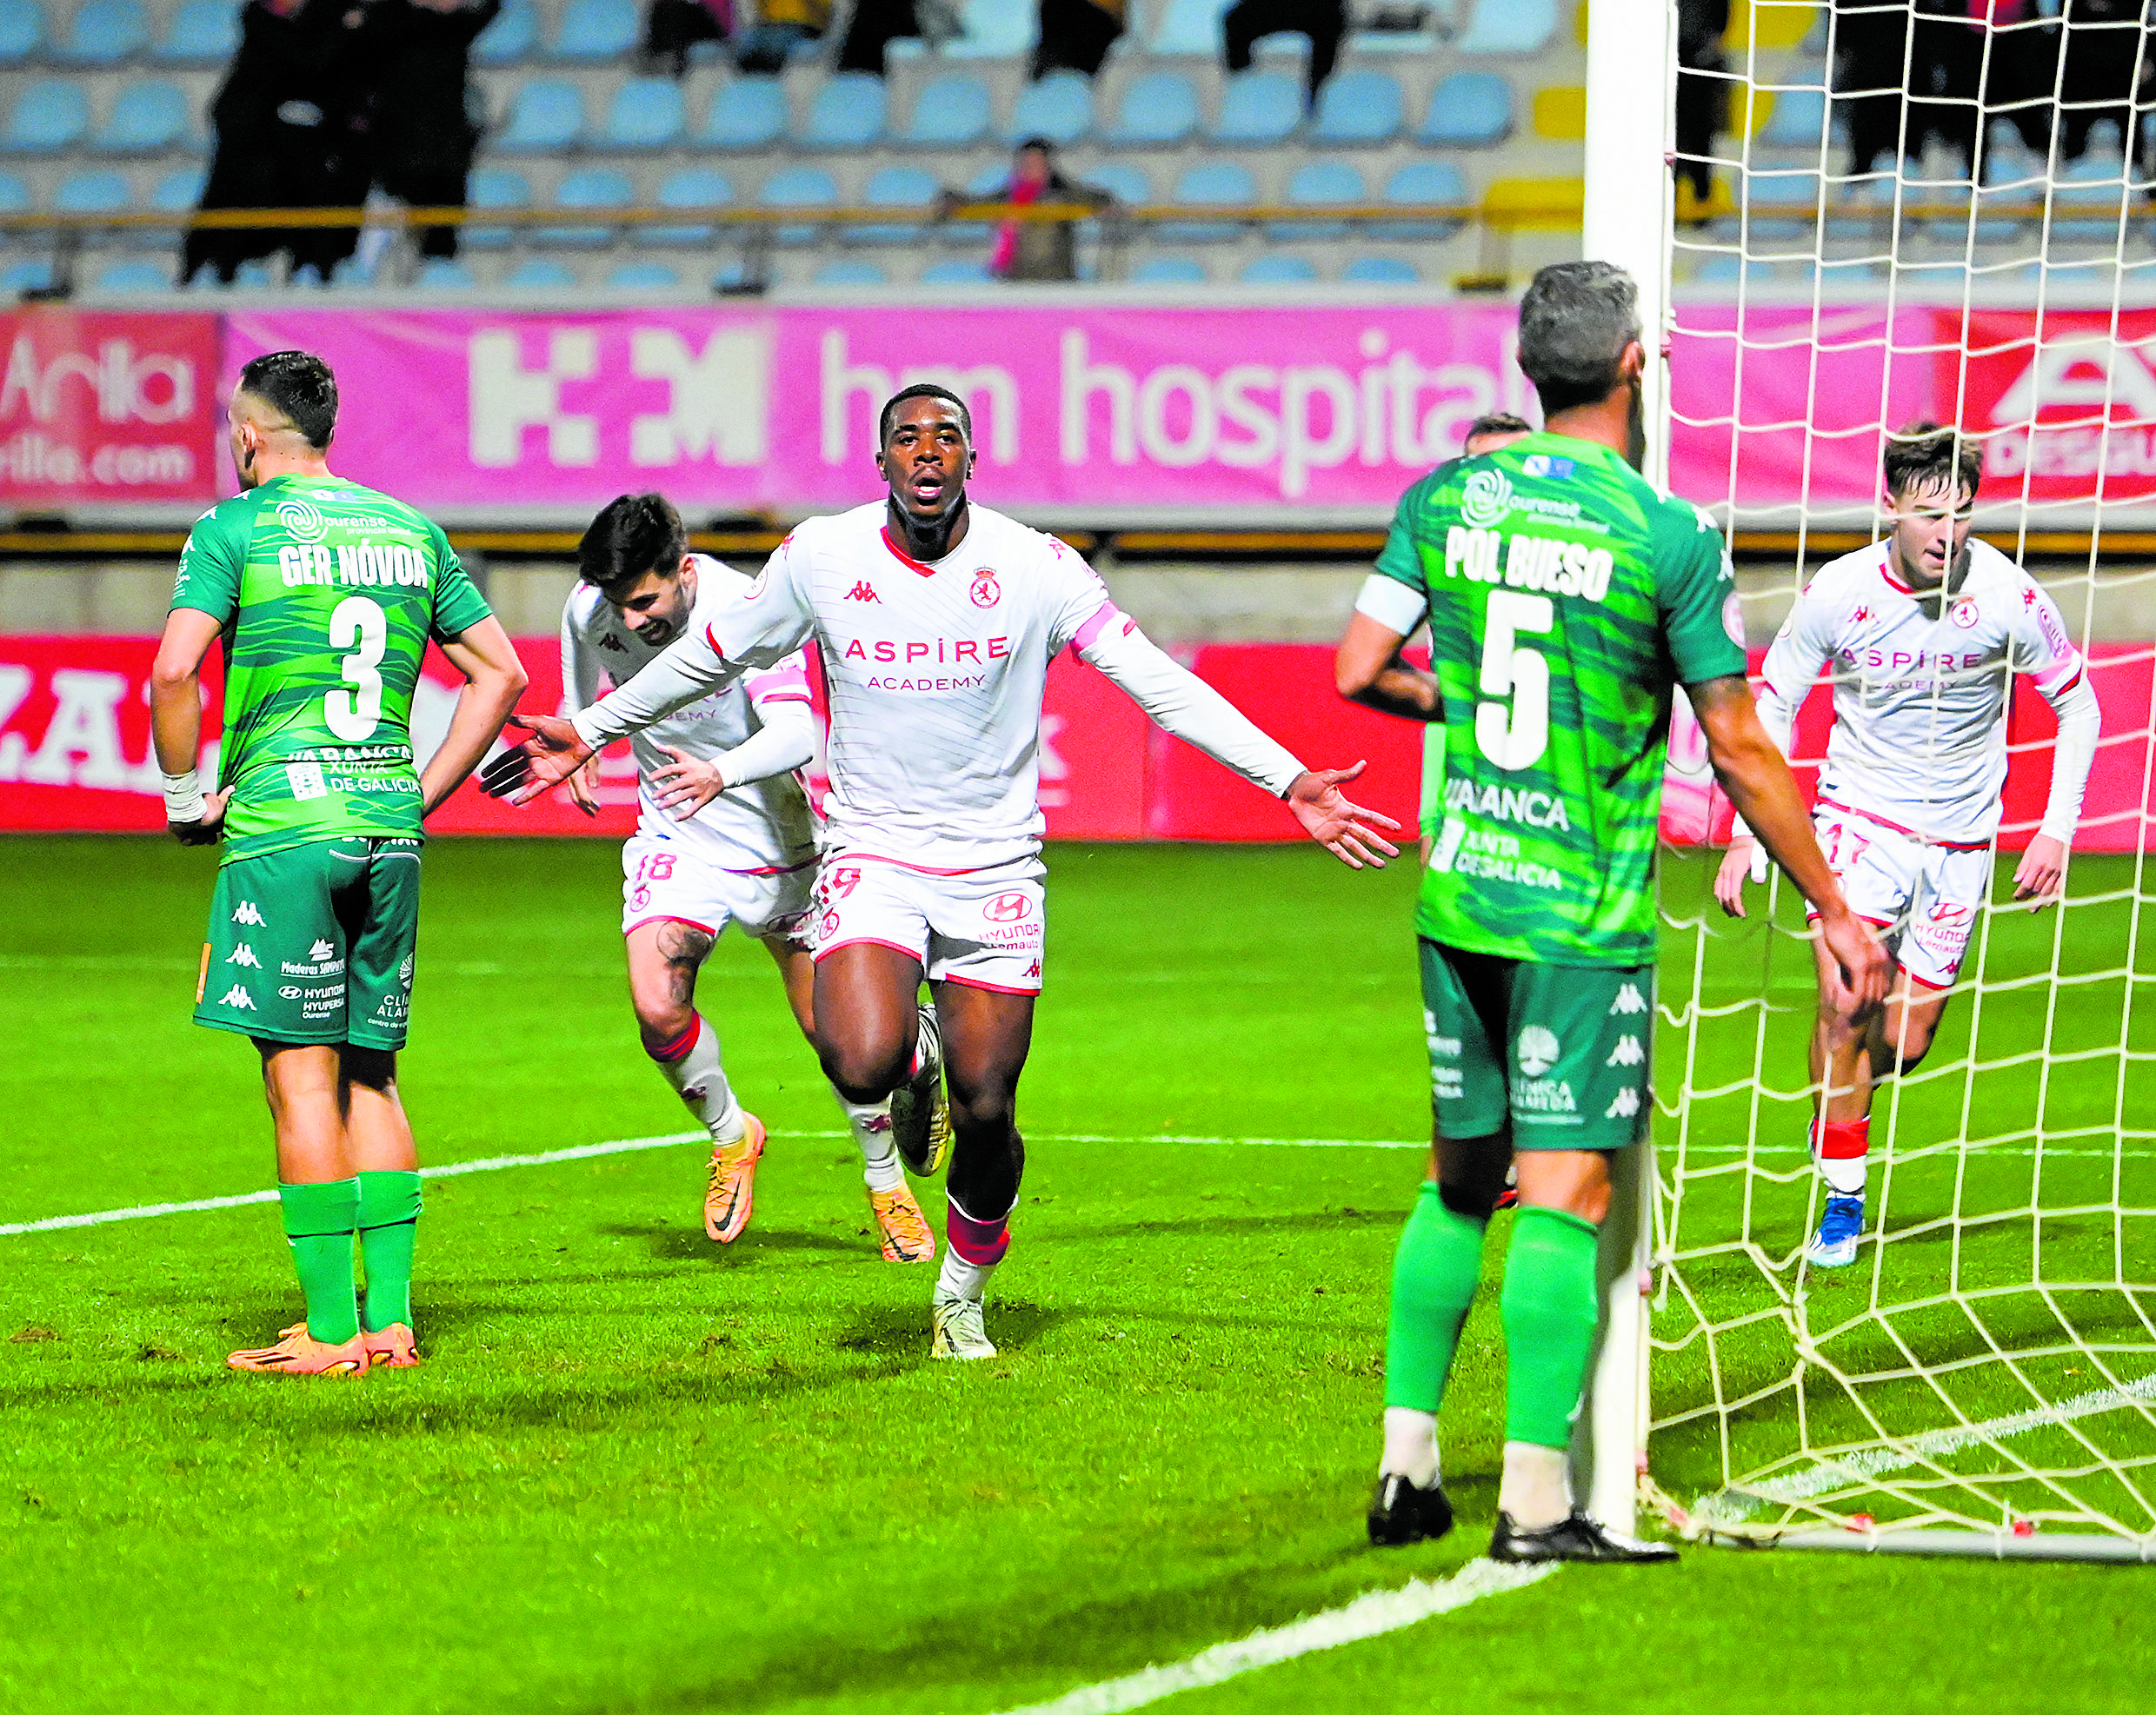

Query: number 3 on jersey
[[1476, 589, 1553, 771], [326, 596, 386, 741]]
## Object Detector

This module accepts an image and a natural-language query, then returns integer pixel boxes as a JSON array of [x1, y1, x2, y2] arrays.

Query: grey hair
[[1515, 262, 1641, 413]]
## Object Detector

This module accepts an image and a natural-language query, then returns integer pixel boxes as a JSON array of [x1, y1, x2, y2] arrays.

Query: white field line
[[990, 1560, 1556, 1715]]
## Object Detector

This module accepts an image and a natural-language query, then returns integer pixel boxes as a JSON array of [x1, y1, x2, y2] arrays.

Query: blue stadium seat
[[944, 0, 1034, 57], [1744, 170, 1820, 236], [54, 167, 129, 212], [1310, 68, 1401, 145], [1131, 255, 1208, 283], [920, 257, 991, 284], [1240, 254, 1316, 283], [151, 163, 201, 208], [1343, 255, 1417, 283], [464, 165, 531, 248], [0, 0, 45, 65], [3, 81, 90, 152], [153, 0, 236, 66], [473, 0, 537, 67], [900, 74, 991, 148], [91, 79, 195, 154], [1160, 161, 1254, 243], [415, 256, 476, 288], [494, 80, 585, 153], [1, 257, 56, 291], [1149, 0, 1228, 53], [848, 163, 939, 243], [1081, 161, 1150, 209], [641, 165, 732, 244], [814, 257, 887, 285], [697, 77, 787, 150], [607, 259, 679, 289], [800, 72, 887, 149], [1274, 159, 1363, 241], [759, 163, 838, 243], [1692, 253, 1776, 283], [1210, 71, 1301, 145], [93, 257, 171, 289], [505, 257, 578, 288], [1760, 86, 1827, 149], [537, 166, 631, 246], [549, 0, 637, 63], [52, 0, 148, 65], [1457, 0, 1555, 54], [1417, 71, 1512, 147], [1104, 72, 1199, 146], [597, 76, 684, 150], [1005, 70, 1092, 146], [0, 169, 26, 213], [1373, 159, 1465, 239]]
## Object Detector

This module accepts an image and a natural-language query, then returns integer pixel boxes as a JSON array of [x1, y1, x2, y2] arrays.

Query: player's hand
[[1287, 762, 1402, 869], [651, 745, 725, 818], [480, 713, 596, 807], [565, 757, 602, 818], [2012, 834, 2068, 911], [167, 788, 230, 847], [1714, 838, 1758, 918], [1816, 906, 1890, 1014]]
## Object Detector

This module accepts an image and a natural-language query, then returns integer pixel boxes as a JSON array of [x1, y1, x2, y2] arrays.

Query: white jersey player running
[[506, 493, 935, 1265], [497, 385, 1400, 1359], [1716, 424, 2100, 1267]]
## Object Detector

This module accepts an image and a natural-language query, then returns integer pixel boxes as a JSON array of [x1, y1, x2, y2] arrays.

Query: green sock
[[1500, 1204, 1602, 1448], [278, 1179, 361, 1345], [1383, 1181, 1489, 1412], [356, 1170, 423, 1333]]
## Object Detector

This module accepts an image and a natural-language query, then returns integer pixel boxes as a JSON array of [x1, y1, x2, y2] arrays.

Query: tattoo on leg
[[655, 923, 715, 1011]]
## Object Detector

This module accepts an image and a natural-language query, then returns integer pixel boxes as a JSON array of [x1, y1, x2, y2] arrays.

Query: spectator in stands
[[370, 0, 496, 259], [734, 0, 828, 72], [1832, 0, 1913, 178], [942, 137, 1115, 283], [1033, 0, 1123, 78], [1674, 0, 1728, 215], [644, 0, 732, 77], [1223, 0, 1346, 107], [836, 0, 922, 74], [2057, 0, 2149, 165]]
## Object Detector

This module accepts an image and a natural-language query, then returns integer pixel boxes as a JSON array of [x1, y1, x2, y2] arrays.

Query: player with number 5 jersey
[[150, 351, 527, 1379]]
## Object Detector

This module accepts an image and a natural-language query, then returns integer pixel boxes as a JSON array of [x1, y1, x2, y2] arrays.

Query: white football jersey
[[1758, 538, 2087, 846], [702, 502, 1118, 869], [561, 554, 817, 873]]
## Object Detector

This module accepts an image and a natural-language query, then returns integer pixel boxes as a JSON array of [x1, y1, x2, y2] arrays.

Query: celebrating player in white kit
[[494, 385, 1399, 1359], [1715, 424, 2100, 1267], [528, 493, 936, 1264]]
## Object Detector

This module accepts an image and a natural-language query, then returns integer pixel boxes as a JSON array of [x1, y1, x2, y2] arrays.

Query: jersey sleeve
[[1754, 580, 1838, 735], [744, 648, 815, 711], [1652, 502, 1747, 686], [1370, 474, 1441, 596], [704, 530, 816, 667], [2007, 579, 2087, 701], [428, 524, 493, 642], [558, 595, 607, 715], [1041, 535, 1115, 655], [168, 505, 246, 623]]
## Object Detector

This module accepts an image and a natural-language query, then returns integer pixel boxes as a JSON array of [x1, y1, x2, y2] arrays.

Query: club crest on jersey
[[969, 569, 1001, 608], [845, 582, 881, 603], [276, 498, 327, 542], [1459, 469, 1514, 528], [1517, 1026, 1560, 1077], [1951, 598, 1980, 628]]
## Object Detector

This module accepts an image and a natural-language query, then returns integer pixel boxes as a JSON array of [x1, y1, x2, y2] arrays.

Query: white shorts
[[622, 830, 817, 946], [811, 853, 1047, 994], [1806, 805, 1991, 991]]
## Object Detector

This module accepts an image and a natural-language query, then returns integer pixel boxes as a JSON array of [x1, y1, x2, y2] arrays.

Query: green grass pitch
[[3, 835, 2152, 1715]]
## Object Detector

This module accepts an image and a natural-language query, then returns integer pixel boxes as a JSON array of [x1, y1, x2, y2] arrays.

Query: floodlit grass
[[2, 837, 2151, 1715]]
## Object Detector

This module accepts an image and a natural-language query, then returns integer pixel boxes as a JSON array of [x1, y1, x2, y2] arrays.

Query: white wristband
[[162, 769, 207, 824]]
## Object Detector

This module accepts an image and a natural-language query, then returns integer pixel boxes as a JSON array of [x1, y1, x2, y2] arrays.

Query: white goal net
[[1636, 0, 2156, 1555]]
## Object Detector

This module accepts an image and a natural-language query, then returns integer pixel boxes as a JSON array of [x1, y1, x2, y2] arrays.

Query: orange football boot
[[704, 1113, 767, 1243], [868, 1182, 936, 1262], [227, 1322, 367, 1375], [363, 1324, 420, 1368]]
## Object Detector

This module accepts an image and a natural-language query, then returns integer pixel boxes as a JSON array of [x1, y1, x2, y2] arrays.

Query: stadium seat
[[1240, 254, 1316, 283], [697, 76, 788, 150], [1005, 70, 1092, 146], [505, 257, 578, 288], [943, 0, 1035, 58], [848, 163, 940, 244], [1160, 161, 1254, 243], [1457, 0, 1556, 54], [758, 163, 839, 243], [920, 256, 991, 284], [1149, 0, 1228, 54], [641, 165, 732, 244], [813, 257, 887, 285], [464, 165, 531, 248], [1372, 159, 1466, 239], [2052, 143, 2132, 240], [51, 0, 148, 66], [1275, 159, 1363, 241], [1078, 160, 1150, 208], [607, 259, 679, 289], [800, 72, 888, 150], [0, 168, 26, 212], [0, 0, 44, 66], [1760, 86, 1827, 149], [54, 168, 129, 214], [549, 0, 637, 63], [92, 257, 170, 289], [473, 0, 538, 67], [2, 81, 90, 154], [1209, 71, 1301, 145], [1103, 72, 1200, 147], [153, 0, 236, 65], [1691, 253, 1776, 283], [596, 76, 685, 150], [90, 79, 194, 154], [1416, 72, 1513, 147], [493, 80, 586, 153], [415, 256, 476, 288], [1, 256, 56, 291], [1130, 255, 1208, 283], [1743, 170, 1820, 236], [1309, 68, 1401, 145], [1343, 255, 1417, 283], [537, 166, 631, 246], [899, 74, 992, 149]]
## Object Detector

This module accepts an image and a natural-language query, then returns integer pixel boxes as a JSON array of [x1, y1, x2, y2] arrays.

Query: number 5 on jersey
[[327, 595, 386, 741], [1477, 589, 1553, 771]]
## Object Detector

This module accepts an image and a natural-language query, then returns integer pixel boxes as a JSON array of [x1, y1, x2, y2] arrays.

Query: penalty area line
[[988, 1560, 1556, 1715]]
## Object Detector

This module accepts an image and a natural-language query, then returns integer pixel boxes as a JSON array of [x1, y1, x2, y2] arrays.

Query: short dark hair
[[1883, 419, 1982, 505], [236, 349, 337, 449], [1464, 411, 1533, 448], [1015, 135, 1055, 156], [578, 492, 688, 593], [878, 383, 972, 447], [1515, 262, 1640, 415]]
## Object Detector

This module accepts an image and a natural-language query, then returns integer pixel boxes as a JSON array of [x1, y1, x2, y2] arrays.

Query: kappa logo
[[226, 943, 260, 968], [309, 939, 336, 961], [1609, 983, 1648, 1016], [1605, 1087, 1641, 1120], [231, 901, 265, 926], [845, 582, 881, 603], [1459, 468, 1515, 528], [1516, 1025, 1560, 1078], [599, 633, 628, 653], [1606, 1034, 1645, 1067], [1023, 960, 1042, 981], [1852, 605, 1873, 625], [217, 985, 256, 1011], [969, 569, 1001, 608]]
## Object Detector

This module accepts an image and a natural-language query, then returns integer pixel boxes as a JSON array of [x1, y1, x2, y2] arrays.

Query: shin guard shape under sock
[[1384, 1181, 1488, 1413], [356, 1169, 423, 1333], [1499, 1205, 1600, 1450], [278, 1179, 361, 1345]]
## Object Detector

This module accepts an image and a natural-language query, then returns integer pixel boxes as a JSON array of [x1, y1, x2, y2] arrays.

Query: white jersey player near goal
[[497, 386, 1398, 1360], [1716, 424, 2100, 1268], [522, 493, 937, 1266]]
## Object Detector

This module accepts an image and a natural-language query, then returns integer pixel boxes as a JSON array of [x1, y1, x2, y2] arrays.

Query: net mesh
[[1645, 0, 2156, 1544]]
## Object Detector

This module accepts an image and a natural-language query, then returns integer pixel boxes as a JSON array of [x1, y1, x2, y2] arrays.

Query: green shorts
[[194, 837, 422, 1050], [1417, 939, 1652, 1150]]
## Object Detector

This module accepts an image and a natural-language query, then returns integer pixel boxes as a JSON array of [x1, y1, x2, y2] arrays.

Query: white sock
[[1379, 1407, 1441, 1488], [651, 1015, 744, 1145], [1820, 1155, 1868, 1197], [936, 1248, 995, 1303], [1498, 1441, 1571, 1530], [835, 1089, 904, 1193]]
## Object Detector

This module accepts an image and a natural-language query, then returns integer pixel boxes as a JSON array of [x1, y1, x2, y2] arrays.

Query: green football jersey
[[170, 474, 492, 864], [1374, 431, 1746, 966]]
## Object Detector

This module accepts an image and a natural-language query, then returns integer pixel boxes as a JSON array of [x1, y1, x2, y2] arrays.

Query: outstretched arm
[[649, 698, 818, 818], [423, 616, 527, 816]]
